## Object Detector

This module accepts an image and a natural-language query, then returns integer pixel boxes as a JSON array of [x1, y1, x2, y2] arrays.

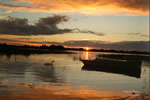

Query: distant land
[[0, 43, 150, 56]]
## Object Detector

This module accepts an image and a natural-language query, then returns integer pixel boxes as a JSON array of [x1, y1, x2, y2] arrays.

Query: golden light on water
[[0, 84, 145, 100], [85, 52, 89, 60]]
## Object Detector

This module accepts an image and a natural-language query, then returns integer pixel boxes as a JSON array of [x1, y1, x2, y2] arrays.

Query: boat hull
[[81, 59, 141, 78]]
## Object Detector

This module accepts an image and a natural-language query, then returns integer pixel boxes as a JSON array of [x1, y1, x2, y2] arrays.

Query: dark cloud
[[128, 33, 141, 35], [128, 33, 149, 37], [0, 38, 27, 43], [102, 41, 149, 51], [114, 0, 149, 12], [0, 15, 103, 36], [16, 38, 31, 40], [71, 28, 105, 36]]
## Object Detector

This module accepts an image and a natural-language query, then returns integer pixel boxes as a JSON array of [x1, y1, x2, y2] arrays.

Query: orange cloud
[[0, 3, 51, 13], [0, 0, 149, 15]]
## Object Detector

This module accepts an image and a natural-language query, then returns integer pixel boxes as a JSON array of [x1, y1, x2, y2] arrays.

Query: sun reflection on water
[[81, 51, 96, 60], [85, 52, 89, 60]]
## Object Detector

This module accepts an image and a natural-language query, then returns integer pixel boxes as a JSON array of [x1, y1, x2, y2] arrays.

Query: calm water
[[0, 51, 149, 98]]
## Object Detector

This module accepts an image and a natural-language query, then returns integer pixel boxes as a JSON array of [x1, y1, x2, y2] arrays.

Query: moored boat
[[81, 58, 141, 78]]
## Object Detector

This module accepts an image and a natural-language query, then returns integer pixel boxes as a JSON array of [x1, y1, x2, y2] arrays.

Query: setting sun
[[86, 47, 89, 51]]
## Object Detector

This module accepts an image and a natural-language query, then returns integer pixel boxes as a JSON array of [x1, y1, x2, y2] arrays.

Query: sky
[[0, 0, 149, 51]]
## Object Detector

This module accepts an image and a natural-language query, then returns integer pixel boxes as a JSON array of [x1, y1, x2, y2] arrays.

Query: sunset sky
[[0, 0, 149, 51]]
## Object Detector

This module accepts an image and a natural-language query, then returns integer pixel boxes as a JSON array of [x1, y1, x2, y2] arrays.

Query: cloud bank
[[61, 40, 150, 52], [0, 38, 149, 52], [0, 15, 103, 36], [0, 0, 149, 15]]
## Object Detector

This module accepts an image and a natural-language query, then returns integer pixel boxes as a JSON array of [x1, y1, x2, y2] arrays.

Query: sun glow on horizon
[[85, 47, 89, 51]]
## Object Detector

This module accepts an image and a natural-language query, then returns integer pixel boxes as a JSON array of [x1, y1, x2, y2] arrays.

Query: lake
[[0, 51, 149, 99]]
